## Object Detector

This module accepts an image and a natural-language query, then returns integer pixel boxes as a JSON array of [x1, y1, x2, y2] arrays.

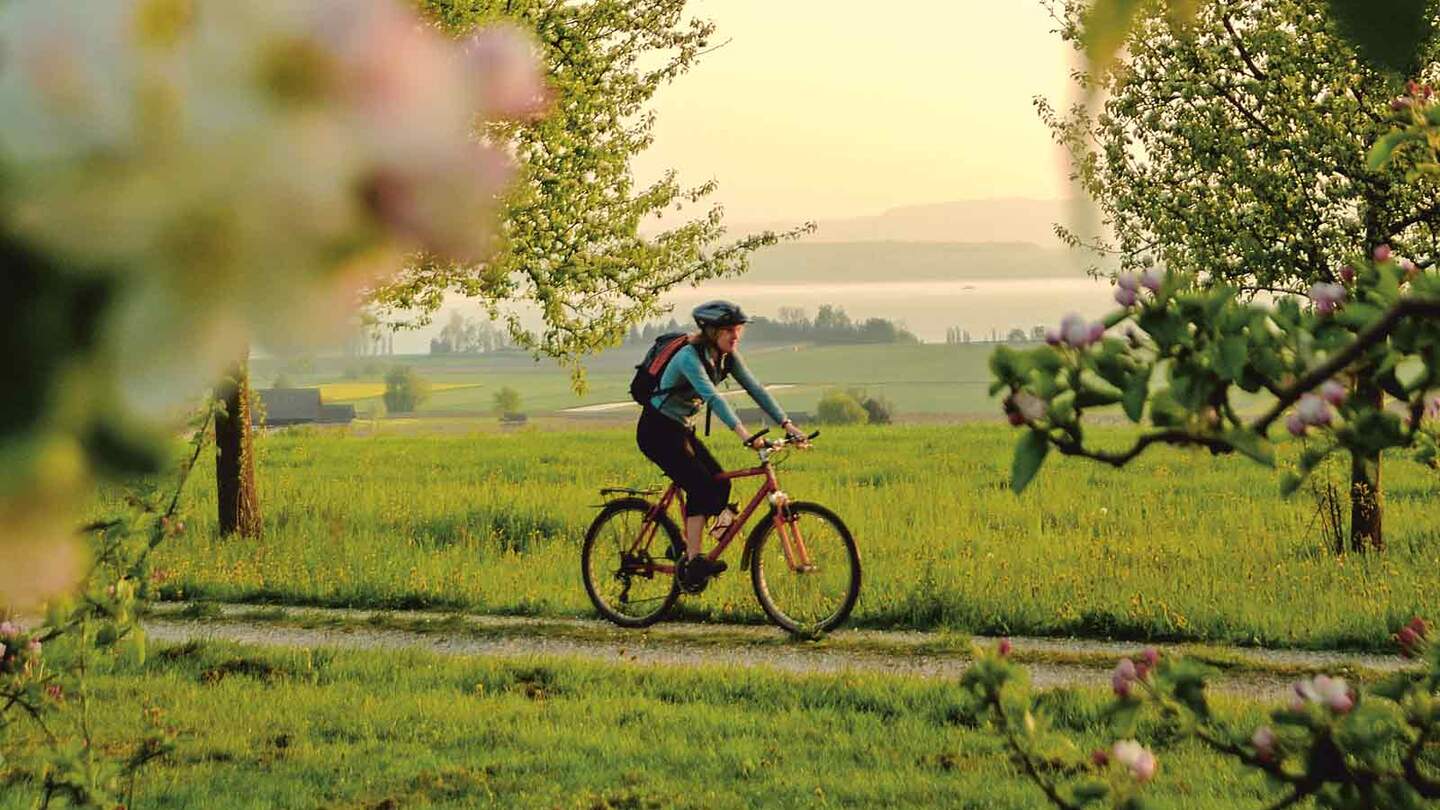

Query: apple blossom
[[1117, 272, 1141, 292], [1374, 244, 1392, 263], [998, 638, 1013, 657], [1140, 267, 1164, 292], [1296, 394, 1332, 427], [1291, 674, 1353, 714], [1338, 265, 1355, 284], [1111, 740, 1158, 783], [1060, 313, 1091, 347], [1112, 657, 1138, 696], [1012, 391, 1048, 423], [0, 621, 16, 638], [1309, 282, 1346, 315], [1045, 328, 1062, 346], [1115, 286, 1138, 306], [1286, 413, 1307, 437], [1319, 380, 1347, 407], [1251, 726, 1276, 760]]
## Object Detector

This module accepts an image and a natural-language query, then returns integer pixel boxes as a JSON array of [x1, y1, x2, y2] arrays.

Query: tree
[[215, 358, 261, 538], [383, 366, 432, 413], [1041, 0, 1440, 550], [370, 1, 809, 383], [494, 386, 523, 417]]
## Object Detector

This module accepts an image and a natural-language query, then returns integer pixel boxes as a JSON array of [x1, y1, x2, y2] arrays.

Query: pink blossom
[[1399, 257, 1418, 279], [998, 638, 1013, 657], [1141, 647, 1160, 667], [1296, 394, 1332, 427], [45, 683, 63, 701], [1319, 380, 1346, 407], [1060, 313, 1091, 347], [1291, 675, 1353, 714], [1087, 322, 1106, 344], [1115, 286, 1138, 307], [1397, 617, 1429, 658], [1309, 282, 1346, 315], [1285, 412, 1306, 437], [1140, 267, 1164, 293], [1374, 244, 1393, 263], [1251, 726, 1276, 760], [1112, 740, 1158, 783], [0, 621, 15, 638], [1338, 265, 1355, 284], [1117, 273, 1141, 293], [1044, 328, 1061, 346], [1111, 658, 1138, 697], [1091, 748, 1109, 766]]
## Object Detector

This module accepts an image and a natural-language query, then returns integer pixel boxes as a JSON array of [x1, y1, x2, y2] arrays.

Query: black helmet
[[692, 300, 749, 329]]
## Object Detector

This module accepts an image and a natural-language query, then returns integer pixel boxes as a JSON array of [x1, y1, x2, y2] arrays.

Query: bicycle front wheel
[[581, 498, 682, 628], [750, 501, 861, 636]]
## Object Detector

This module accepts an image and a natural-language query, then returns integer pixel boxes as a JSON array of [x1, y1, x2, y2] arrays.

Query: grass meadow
[[0, 640, 1281, 809], [121, 423, 1440, 651]]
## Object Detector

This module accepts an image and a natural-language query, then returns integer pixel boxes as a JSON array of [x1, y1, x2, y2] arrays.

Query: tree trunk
[[1348, 383, 1383, 553], [215, 351, 262, 538]]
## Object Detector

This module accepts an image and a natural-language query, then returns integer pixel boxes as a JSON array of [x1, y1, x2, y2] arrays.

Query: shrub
[[816, 389, 868, 425], [383, 365, 431, 413], [860, 393, 894, 425], [494, 386, 523, 418]]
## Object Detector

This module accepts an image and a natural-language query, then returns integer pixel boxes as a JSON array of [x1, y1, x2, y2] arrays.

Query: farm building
[[254, 388, 355, 427]]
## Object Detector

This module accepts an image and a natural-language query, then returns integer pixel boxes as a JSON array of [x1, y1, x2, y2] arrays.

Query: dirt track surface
[[142, 602, 1413, 701]]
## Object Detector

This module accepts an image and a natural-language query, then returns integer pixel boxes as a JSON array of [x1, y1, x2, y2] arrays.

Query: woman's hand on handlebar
[[782, 420, 810, 448]]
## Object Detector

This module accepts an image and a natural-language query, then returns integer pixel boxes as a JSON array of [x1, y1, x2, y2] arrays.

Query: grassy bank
[[0, 641, 1278, 809], [111, 423, 1440, 650]]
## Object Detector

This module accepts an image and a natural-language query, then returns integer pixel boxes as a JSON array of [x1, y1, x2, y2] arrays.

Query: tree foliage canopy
[[1045, 0, 1440, 292], [369, 0, 807, 381]]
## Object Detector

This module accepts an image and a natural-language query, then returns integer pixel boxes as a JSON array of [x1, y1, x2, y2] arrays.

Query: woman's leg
[[637, 410, 727, 559]]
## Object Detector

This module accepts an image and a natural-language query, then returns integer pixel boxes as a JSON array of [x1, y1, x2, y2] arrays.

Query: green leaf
[[1367, 130, 1421, 170], [1123, 369, 1149, 422], [1214, 336, 1248, 381], [1082, 0, 1146, 73], [1224, 428, 1275, 467], [1327, 0, 1433, 75], [1010, 431, 1050, 494]]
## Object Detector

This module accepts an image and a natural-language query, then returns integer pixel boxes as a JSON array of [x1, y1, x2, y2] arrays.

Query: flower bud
[[1111, 740, 1158, 783], [1296, 393, 1331, 426], [1251, 726, 1276, 761], [1140, 267, 1164, 292], [1308, 282, 1345, 315], [1338, 265, 1355, 284], [0, 621, 17, 639], [998, 638, 1013, 657], [1285, 412, 1306, 437], [1114, 286, 1138, 307], [1060, 313, 1090, 347], [1091, 748, 1109, 767], [1291, 675, 1352, 714], [1087, 322, 1105, 344], [1117, 272, 1141, 293], [1399, 257, 1418, 280], [1374, 244, 1392, 263], [1044, 328, 1061, 346], [1319, 380, 1346, 407], [1111, 658, 1138, 697], [1006, 408, 1025, 427]]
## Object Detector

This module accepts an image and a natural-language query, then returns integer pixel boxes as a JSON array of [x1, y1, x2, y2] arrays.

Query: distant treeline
[[626, 305, 918, 345], [429, 311, 514, 354]]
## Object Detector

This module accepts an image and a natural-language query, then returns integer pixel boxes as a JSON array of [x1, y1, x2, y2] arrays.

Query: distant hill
[[735, 198, 1086, 246], [740, 240, 1101, 284]]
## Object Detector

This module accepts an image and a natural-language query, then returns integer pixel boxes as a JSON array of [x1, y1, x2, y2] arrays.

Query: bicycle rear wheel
[[582, 498, 682, 628], [749, 501, 861, 637]]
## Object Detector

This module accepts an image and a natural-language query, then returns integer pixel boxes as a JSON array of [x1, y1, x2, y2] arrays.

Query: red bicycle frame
[[627, 459, 814, 575]]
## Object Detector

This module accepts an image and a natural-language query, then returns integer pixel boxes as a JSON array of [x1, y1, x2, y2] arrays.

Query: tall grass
[[126, 424, 1440, 649], [0, 640, 1280, 809]]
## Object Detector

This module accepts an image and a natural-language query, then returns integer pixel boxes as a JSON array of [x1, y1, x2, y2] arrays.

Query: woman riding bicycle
[[637, 300, 808, 592]]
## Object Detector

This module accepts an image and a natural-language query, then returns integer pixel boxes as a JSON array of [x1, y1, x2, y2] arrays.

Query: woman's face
[[714, 324, 744, 354]]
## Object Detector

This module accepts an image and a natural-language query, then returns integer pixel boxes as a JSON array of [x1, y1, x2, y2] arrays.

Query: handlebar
[[750, 429, 820, 457]]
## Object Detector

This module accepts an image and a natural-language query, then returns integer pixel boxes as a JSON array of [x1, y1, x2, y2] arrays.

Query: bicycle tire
[[582, 498, 683, 628], [749, 501, 861, 637]]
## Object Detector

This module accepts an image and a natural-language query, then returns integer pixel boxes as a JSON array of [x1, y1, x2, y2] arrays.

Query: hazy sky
[[629, 1, 1080, 224]]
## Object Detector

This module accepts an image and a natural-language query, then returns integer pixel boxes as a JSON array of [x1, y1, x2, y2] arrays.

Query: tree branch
[[1221, 12, 1268, 82], [1252, 297, 1440, 433]]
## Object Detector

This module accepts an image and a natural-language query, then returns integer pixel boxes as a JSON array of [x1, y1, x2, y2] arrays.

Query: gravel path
[[143, 602, 1414, 701]]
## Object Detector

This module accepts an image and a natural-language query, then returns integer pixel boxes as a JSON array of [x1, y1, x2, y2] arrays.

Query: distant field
[[258, 341, 1014, 418], [0, 641, 1278, 809], [118, 423, 1440, 650]]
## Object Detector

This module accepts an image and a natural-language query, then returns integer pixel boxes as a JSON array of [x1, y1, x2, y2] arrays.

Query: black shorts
[[635, 407, 731, 517]]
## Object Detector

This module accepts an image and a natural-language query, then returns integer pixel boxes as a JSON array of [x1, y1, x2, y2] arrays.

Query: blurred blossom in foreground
[[0, 0, 544, 607]]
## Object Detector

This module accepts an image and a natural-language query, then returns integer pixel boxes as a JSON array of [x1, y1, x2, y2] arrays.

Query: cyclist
[[637, 300, 808, 591]]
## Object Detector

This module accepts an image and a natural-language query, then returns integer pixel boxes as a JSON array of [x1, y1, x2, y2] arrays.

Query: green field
[[257, 341, 1024, 418], [123, 423, 1440, 650], [0, 640, 1278, 809]]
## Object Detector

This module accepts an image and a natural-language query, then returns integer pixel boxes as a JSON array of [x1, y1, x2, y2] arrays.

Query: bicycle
[[581, 429, 861, 637]]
